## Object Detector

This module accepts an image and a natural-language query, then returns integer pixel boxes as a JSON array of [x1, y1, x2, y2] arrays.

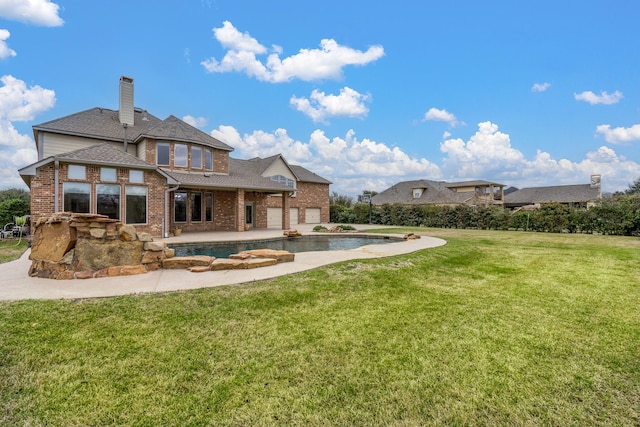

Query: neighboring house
[[504, 176, 602, 209], [19, 76, 331, 237], [371, 179, 505, 207]]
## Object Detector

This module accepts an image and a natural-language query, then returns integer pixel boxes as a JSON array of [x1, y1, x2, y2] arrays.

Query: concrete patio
[[0, 224, 446, 301]]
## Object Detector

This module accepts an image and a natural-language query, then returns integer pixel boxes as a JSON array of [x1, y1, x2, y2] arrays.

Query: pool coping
[[0, 224, 447, 301]]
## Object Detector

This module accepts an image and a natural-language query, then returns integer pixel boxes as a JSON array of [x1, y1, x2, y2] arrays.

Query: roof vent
[[119, 76, 134, 127]]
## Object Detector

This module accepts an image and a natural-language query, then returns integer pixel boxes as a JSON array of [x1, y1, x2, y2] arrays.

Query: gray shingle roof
[[166, 159, 293, 192], [371, 179, 469, 205], [33, 107, 162, 143], [33, 108, 233, 152], [290, 165, 332, 184], [446, 179, 504, 188], [504, 184, 601, 205], [55, 143, 157, 169], [142, 115, 233, 151]]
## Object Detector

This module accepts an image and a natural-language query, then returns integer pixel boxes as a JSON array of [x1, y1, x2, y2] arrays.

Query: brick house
[[19, 76, 331, 237]]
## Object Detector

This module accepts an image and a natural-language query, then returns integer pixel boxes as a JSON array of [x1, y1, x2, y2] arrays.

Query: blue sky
[[1, 0, 639, 196]]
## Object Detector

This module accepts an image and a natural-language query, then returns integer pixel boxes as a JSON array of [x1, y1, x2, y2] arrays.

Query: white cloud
[[182, 115, 208, 128], [574, 90, 623, 105], [0, 75, 56, 189], [202, 21, 384, 83], [0, 75, 56, 121], [423, 107, 460, 126], [290, 87, 371, 122], [595, 124, 640, 144], [213, 20, 267, 54], [211, 125, 441, 196], [0, 0, 64, 26], [438, 121, 640, 192], [532, 82, 551, 92], [0, 29, 16, 59]]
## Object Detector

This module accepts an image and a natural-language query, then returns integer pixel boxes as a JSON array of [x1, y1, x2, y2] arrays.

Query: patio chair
[[1, 223, 14, 239]]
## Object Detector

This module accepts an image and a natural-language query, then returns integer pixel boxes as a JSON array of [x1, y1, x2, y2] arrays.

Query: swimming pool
[[169, 234, 400, 259]]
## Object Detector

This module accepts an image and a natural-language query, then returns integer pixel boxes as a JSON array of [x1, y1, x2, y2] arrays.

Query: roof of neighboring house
[[371, 179, 469, 205], [445, 179, 505, 189], [504, 184, 601, 205], [32, 108, 233, 151], [18, 143, 179, 185]]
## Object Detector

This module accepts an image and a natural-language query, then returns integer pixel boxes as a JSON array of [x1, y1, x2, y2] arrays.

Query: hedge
[[330, 195, 640, 236]]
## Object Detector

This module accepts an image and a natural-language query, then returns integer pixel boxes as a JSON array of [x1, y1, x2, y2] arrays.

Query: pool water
[[170, 235, 399, 259]]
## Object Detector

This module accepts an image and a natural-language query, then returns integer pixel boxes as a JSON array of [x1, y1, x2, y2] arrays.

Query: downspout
[[54, 160, 59, 212], [164, 184, 180, 237]]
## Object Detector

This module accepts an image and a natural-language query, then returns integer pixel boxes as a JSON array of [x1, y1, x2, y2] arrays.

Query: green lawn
[[0, 239, 28, 264], [1, 229, 639, 426]]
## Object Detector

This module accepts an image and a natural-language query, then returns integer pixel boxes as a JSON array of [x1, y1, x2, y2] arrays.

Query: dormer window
[[270, 175, 295, 188], [413, 188, 422, 198]]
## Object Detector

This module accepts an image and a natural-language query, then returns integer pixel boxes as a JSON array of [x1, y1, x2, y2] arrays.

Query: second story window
[[205, 149, 213, 170], [174, 144, 187, 167], [270, 175, 295, 188], [192, 146, 202, 169], [157, 142, 170, 166]]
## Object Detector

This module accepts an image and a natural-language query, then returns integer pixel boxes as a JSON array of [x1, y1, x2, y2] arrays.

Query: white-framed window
[[174, 192, 187, 223], [270, 175, 295, 188], [100, 167, 116, 181], [174, 144, 188, 167], [191, 192, 202, 222], [97, 184, 120, 219], [205, 192, 213, 222], [192, 146, 202, 169], [205, 149, 213, 170], [413, 189, 422, 198], [63, 182, 90, 213], [129, 170, 144, 183], [157, 142, 170, 165], [125, 185, 147, 224], [68, 165, 86, 180]]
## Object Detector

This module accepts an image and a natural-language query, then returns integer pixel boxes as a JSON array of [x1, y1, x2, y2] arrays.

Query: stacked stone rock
[[28, 213, 295, 280], [29, 213, 173, 280]]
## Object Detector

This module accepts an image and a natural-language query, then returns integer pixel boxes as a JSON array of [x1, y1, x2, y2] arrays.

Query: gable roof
[[504, 184, 601, 206], [19, 143, 178, 185], [142, 115, 232, 151], [446, 179, 504, 189], [371, 179, 469, 205], [33, 107, 162, 143], [232, 155, 332, 184], [32, 108, 233, 152]]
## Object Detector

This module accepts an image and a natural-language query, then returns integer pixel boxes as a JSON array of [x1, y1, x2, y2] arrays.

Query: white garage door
[[305, 208, 321, 224], [290, 208, 299, 225], [267, 208, 282, 228]]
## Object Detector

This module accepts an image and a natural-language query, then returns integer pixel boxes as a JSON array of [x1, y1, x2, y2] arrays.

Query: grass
[[0, 239, 28, 263], [1, 228, 639, 425]]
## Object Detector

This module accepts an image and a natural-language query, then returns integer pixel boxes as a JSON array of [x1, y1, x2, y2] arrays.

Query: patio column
[[236, 189, 245, 232], [282, 191, 291, 230]]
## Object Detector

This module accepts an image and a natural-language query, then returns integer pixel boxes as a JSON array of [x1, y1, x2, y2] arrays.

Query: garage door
[[305, 208, 321, 224], [290, 208, 299, 226], [267, 208, 282, 228]]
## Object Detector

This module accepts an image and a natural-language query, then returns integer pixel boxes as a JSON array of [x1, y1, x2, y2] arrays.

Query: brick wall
[[144, 139, 229, 174], [266, 182, 330, 223], [29, 162, 167, 237]]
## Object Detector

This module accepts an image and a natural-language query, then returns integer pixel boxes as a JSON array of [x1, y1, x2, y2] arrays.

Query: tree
[[625, 177, 640, 195], [329, 192, 353, 208], [0, 188, 29, 204]]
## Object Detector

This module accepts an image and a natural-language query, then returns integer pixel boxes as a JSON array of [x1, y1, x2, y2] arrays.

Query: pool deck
[[0, 224, 446, 301]]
